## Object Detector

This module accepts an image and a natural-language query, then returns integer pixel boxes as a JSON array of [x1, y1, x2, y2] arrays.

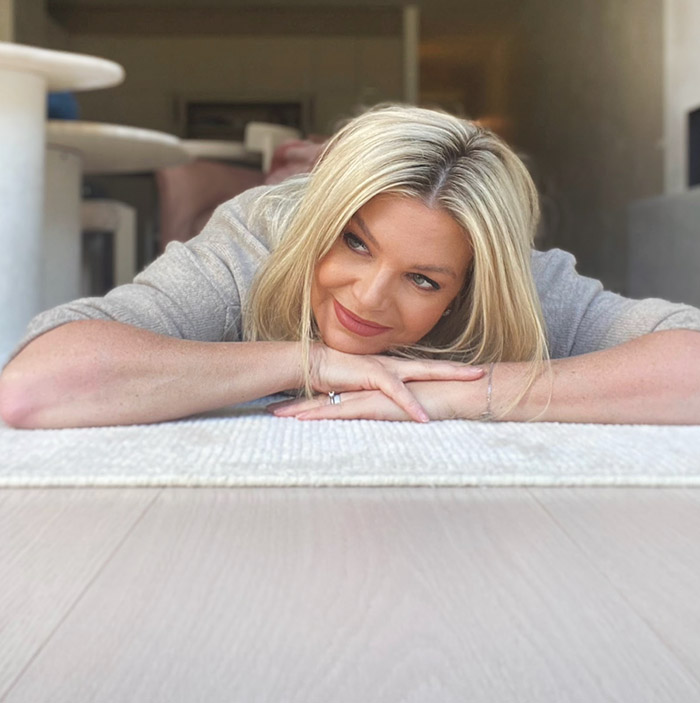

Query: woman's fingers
[[272, 391, 410, 422], [356, 360, 481, 421], [380, 358, 485, 383], [268, 396, 326, 416], [305, 344, 483, 422], [371, 373, 429, 422]]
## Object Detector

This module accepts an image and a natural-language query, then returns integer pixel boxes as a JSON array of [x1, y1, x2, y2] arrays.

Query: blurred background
[[2, 0, 698, 300]]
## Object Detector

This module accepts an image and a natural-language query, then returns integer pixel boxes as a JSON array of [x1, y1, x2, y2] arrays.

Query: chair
[[154, 133, 322, 253], [264, 139, 326, 185], [155, 160, 265, 252], [81, 199, 137, 292], [243, 122, 302, 173]]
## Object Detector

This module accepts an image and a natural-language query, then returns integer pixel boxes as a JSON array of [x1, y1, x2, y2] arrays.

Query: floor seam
[[0, 488, 164, 702], [525, 487, 700, 691]]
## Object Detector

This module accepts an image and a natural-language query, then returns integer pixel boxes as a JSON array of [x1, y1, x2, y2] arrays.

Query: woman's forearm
[[461, 329, 700, 424], [0, 320, 304, 429]]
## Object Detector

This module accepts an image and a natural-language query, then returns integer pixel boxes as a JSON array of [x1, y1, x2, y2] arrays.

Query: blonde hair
[[244, 104, 551, 419]]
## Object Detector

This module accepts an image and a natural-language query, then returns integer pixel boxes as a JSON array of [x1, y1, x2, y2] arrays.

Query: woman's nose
[[353, 267, 393, 310]]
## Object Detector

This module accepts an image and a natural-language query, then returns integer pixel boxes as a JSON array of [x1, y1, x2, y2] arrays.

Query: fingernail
[[417, 409, 430, 423]]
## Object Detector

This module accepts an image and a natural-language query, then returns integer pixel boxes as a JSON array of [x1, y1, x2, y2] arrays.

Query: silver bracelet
[[480, 362, 495, 421]]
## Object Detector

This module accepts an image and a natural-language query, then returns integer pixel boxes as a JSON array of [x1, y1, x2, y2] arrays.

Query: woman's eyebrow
[[352, 214, 459, 280], [413, 264, 458, 280], [352, 213, 379, 248]]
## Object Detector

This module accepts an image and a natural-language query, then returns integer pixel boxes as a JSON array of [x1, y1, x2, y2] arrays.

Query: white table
[[0, 41, 123, 364], [44, 120, 190, 309]]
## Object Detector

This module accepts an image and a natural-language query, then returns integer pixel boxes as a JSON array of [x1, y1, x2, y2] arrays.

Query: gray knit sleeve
[[532, 248, 700, 358], [8, 186, 274, 362]]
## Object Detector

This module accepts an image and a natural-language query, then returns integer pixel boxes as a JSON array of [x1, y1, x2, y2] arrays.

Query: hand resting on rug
[[270, 330, 700, 424], [2, 105, 700, 428]]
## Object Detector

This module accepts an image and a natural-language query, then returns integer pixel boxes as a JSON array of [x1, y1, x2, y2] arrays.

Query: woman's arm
[[490, 329, 700, 424], [0, 320, 485, 429], [0, 320, 305, 428], [273, 330, 700, 425]]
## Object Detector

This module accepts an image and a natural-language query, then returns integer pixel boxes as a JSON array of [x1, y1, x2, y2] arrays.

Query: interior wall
[[62, 34, 402, 137], [508, 0, 663, 293], [420, 32, 512, 124], [44, 12, 68, 49], [663, 0, 700, 194], [45, 7, 404, 138], [13, 0, 47, 45], [35, 0, 665, 295], [0, 0, 13, 41]]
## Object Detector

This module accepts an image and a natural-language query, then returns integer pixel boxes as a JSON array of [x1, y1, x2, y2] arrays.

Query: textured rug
[[1, 398, 700, 487]]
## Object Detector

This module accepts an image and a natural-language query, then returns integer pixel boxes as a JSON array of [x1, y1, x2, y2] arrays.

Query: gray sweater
[[13, 185, 700, 361]]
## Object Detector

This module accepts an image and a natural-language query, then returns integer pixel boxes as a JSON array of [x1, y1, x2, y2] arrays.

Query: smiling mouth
[[333, 299, 391, 337]]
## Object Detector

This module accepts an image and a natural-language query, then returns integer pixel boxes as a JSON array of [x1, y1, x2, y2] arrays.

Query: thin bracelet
[[480, 362, 495, 421]]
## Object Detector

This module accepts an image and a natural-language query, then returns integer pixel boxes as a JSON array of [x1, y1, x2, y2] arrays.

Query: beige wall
[[5, 0, 66, 48], [508, 0, 663, 293], [26, 0, 665, 293], [0, 0, 13, 41], [44, 6, 405, 137], [663, 0, 700, 193], [63, 33, 402, 137], [13, 0, 46, 45]]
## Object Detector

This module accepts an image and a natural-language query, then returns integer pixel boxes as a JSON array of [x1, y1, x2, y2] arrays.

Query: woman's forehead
[[350, 194, 473, 273]]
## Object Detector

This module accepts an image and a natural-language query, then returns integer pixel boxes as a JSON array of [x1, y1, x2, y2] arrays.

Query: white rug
[[1, 398, 700, 487]]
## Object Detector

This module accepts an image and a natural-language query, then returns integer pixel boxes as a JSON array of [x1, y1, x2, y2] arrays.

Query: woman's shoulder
[[207, 184, 280, 247], [200, 179, 306, 254], [530, 247, 583, 281], [529, 246, 700, 356]]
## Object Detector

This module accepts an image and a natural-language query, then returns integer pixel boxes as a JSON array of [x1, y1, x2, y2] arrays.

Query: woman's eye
[[343, 232, 368, 253], [410, 273, 440, 291]]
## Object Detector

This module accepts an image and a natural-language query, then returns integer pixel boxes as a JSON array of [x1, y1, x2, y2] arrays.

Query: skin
[[3, 194, 700, 427], [273, 329, 700, 424], [0, 194, 484, 429], [310, 194, 473, 355], [274, 200, 700, 425]]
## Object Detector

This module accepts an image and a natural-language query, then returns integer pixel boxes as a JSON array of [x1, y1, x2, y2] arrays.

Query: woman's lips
[[333, 299, 391, 337]]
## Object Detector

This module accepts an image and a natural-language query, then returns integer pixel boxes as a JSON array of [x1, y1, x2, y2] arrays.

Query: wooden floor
[[1, 487, 700, 702]]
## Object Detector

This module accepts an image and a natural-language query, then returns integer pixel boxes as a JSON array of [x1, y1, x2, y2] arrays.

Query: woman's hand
[[306, 345, 484, 422], [270, 380, 483, 422]]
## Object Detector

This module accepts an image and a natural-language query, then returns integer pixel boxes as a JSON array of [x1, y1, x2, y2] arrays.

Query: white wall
[[663, 0, 700, 193]]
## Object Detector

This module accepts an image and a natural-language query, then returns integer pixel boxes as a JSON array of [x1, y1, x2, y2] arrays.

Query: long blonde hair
[[245, 104, 551, 419]]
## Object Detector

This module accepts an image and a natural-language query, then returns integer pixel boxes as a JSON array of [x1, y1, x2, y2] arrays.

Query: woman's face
[[311, 194, 473, 355]]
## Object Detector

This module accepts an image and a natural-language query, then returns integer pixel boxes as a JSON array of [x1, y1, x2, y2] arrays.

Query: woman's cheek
[[316, 250, 351, 291]]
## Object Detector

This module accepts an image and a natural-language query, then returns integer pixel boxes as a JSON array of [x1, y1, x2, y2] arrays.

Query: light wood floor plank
[[0, 488, 161, 699], [529, 487, 700, 685], [4, 487, 699, 702]]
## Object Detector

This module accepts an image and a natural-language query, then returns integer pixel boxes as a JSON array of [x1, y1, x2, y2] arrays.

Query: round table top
[[181, 139, 261, 166], [0, 41, 123, 92], [47, 121, 191, 174]]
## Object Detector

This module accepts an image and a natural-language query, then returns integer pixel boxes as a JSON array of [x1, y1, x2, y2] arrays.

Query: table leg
[[43, 146, 82, 309], [0, 68, 45, 364]]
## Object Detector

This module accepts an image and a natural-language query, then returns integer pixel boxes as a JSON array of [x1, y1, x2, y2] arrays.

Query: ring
[[328, 391, 342, 405]]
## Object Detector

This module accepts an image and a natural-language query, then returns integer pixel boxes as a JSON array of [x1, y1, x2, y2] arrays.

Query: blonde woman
[[1, 105, 699, 429]]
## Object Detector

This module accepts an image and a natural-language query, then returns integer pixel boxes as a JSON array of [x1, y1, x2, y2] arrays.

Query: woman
[[1, 104, 700, 428]]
